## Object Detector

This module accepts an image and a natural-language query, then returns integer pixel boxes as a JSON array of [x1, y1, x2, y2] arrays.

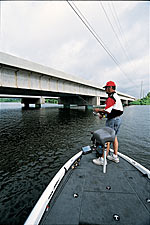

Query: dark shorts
[[106, 116, 121, 135]]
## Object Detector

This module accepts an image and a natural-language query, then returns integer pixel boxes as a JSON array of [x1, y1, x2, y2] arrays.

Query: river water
[[0, 103, 150, 225]]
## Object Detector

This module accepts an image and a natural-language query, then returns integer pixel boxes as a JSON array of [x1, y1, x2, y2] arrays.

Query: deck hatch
[[79, 192, 150, 225]]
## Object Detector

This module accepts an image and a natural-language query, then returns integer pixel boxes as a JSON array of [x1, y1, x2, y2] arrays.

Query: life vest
[[105, 92, 123, 119]]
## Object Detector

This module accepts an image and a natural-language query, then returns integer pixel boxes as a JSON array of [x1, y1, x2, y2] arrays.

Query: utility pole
[[140, 81, 143, 99]]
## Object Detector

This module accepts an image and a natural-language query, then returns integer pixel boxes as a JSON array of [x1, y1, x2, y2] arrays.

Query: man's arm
[[94, 108, 109, 119], [94, 95, 116, 118]]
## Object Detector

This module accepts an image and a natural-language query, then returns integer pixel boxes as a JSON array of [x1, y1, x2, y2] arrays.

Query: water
[[0, 103, 150, 225]]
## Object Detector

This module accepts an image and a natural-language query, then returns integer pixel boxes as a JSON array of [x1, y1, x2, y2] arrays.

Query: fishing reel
[[93, 111, 106, 118]]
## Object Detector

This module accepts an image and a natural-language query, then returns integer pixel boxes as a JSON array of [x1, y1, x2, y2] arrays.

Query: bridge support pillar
[[21, 97, 45, 109], [100, 97, 107, 105], [122, 100, 128, 106], [59, 96, 100, 108], [64, 104, 70, 109], [85, 105, 93, 110], [94, 96, 100, 106], [35, 104, 41, 108], [23, 103, 30, 109]]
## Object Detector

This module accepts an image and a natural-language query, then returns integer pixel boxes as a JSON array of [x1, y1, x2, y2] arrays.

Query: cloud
[[0, 1, 149, 98]]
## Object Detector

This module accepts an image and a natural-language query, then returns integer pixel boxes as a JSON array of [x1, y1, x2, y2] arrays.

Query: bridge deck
[[0, 52, 135, 102]]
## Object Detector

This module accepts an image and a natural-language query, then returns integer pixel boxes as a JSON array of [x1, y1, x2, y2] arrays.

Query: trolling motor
[[81, 127, 114, 174], [82, 127, 115, 173], [91, 127, 115, 173], [91, 132, 104, 158]]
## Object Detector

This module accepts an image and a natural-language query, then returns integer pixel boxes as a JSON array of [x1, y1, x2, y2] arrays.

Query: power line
[[110, 2, 138, 70], [71, 1, 108, 54], [140, 80, 143, 99], [67, 1, 139, 88], [100, 1, 139, 87], [67, 1, 121, 68], [100, 1, 132, 66], [111, 2, 126, 44]]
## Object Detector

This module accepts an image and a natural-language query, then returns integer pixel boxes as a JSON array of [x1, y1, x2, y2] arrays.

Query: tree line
[[130, 92, 150, 105]]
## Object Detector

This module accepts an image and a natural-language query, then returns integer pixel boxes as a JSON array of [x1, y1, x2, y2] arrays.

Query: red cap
[[103, 81, 116, 88]]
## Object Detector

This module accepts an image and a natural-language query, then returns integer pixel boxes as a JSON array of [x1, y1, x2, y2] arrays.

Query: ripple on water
[[0, 104, 149, 224]]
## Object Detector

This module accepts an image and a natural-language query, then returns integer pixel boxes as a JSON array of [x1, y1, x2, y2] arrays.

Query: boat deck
[[40, 151, 150, 225]]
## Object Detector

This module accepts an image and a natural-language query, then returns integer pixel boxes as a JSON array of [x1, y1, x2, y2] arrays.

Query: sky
[[0, 1, 149, 98]]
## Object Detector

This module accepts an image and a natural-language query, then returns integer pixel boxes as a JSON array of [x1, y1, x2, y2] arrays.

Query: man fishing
[[93, 81, 123, 166]]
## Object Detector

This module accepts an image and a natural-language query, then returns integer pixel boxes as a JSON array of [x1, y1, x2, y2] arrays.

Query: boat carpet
[[40, 151, 150, 225]]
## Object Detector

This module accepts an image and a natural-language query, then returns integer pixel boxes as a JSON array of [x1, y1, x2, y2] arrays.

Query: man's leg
[[113, 136, 118, 155], [107, 135, 119, 163], [106, 142, 110, 155], [105, 117, 120, 163], [106, 137, 118, 156], [113, 117, 121, 155], [105, 118, 114, 156]]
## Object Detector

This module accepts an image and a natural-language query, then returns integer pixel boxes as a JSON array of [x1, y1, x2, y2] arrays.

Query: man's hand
[[94, 108, 104, 113], [94, 108, 99, 113], [93, 108, 105, 119], [98, 114, 103, 119]]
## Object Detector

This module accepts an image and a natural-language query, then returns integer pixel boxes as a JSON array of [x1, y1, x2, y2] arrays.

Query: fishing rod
[[76, 94, 106, 118]]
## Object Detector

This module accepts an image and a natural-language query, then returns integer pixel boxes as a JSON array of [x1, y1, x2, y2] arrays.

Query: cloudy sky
[[0, 1, 149, 98]]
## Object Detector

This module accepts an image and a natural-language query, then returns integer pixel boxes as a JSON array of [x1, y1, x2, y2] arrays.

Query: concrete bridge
[[0, 52, 135, 108]]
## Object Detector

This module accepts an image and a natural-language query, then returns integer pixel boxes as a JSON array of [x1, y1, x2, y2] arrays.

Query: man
[[93, 81, 123, 166]]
